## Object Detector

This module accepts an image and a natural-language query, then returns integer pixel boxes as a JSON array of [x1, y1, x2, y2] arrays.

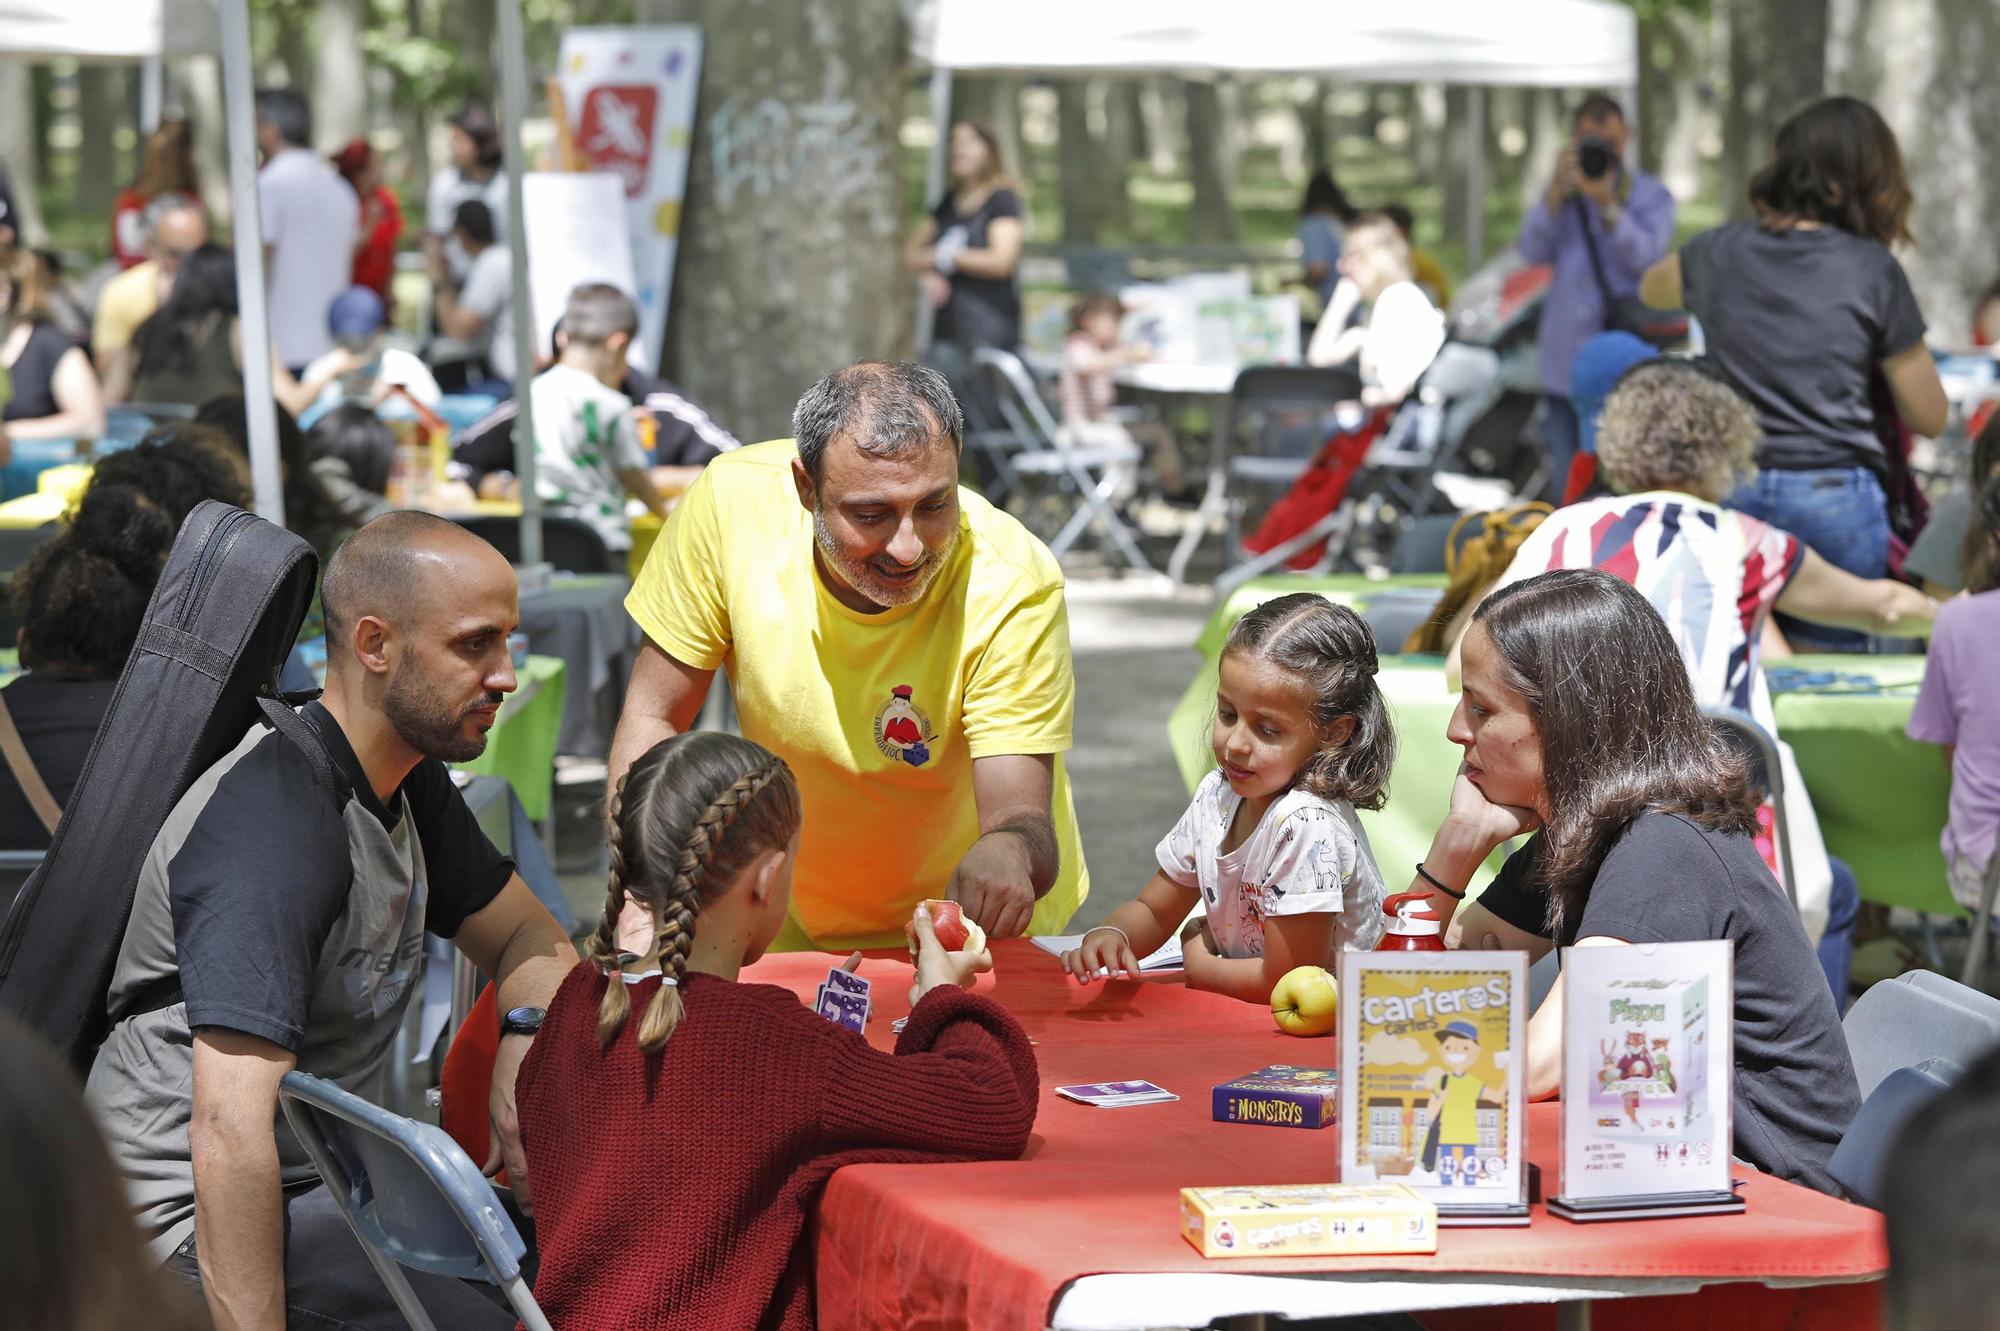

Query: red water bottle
[[1377, 892, 1446, 952]]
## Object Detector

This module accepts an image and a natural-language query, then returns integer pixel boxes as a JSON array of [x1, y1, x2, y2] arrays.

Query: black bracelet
[[1415, 862, 1466, 900]]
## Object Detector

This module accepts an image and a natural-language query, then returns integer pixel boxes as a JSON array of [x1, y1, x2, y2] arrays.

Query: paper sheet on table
[[1030, 933, 1184, 971]]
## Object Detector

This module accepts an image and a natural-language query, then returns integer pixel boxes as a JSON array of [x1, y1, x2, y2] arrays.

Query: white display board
[[520, 172, 639, 359], [1558, 940, 1735, 1204], [555, 26, 704, 369]]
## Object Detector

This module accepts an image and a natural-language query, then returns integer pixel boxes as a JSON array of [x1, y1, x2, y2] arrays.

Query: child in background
[[517, 732, 1037, 1331], [1908, 473, 2000, 915], [527, 282, 671, 552], [1059, 291, 1186, 497], [1064, 593, 1395, 1000]]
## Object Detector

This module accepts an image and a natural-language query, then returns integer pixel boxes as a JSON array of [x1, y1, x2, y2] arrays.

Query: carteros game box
[[1180, 1183, 1439, 1258], [1212, 1065, 1340, 1129]]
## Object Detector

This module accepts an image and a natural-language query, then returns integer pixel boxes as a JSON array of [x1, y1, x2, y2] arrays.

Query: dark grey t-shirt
[[1476, 812, 1859, 1195], [84, 702, 512, 1258], [1681, 220, 1926, 475]]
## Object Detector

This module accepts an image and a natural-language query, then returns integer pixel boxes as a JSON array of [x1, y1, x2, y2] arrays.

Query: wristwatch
[[500, 1006, 546, 1039]]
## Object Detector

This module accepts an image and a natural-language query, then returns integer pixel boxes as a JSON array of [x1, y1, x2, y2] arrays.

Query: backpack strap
[[0, 690, 61, 836], [256, 695, 353, 809]]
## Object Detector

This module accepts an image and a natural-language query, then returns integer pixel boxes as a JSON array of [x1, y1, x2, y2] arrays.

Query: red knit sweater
[[516, 964, 1040, 1330]]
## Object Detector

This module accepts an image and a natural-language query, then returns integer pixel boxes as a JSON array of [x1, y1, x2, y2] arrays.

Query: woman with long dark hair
[[1640, 96, 1948, 651], [1409, 569, 1859, 1193]]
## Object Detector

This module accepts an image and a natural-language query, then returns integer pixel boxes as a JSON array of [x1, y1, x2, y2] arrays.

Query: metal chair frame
[[972, 347, 1153, 574], [279, 1071, 553, 1331], [1701, 706, 1798, 915]]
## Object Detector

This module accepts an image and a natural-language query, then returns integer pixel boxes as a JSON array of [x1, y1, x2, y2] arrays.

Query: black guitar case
[[0, 501, 338, 1072]]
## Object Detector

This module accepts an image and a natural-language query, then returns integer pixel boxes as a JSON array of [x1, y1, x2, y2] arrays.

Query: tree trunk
[[173, 57, 233, 225], [1521, 87, 1564, 212], [0, 60, 46, 246], [1657, 9, 1708, 204], [1055, 80, 1099, 244], [30, 66, 54, 185], [1182, 78, 1237, 244], [312, 0, 368, 150], [1139, 79, 1178, 175], [660, 0, 908, 440], [76, 66, 125, 218], [1099, 79, 1135, 238], [1439, 86, 1471, 251], [1299, 80, 1333, 172], [1721, 0, 1828, 219], [274, 2, 314, 101], [1828, 0, 2000, 344], [1119, 82, 1150, 176]]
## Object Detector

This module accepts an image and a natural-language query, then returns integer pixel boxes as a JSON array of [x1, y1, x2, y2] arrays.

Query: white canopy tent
[[907, 0, 1640, 299], [0, 0, 546, 561]]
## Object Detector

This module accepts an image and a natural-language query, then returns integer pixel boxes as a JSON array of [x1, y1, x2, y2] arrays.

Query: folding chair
[[1898, 967, 2000, 1025], [1842, 978, 2000, 1100], [278, 1071, 552, 1331], [1826, 1057, 1960, 1208], [971, 347, 1153, 574], [1701, 706, 1797, 915], [1958, 849, 2000, 990], [1166, 366, 1358, 585]]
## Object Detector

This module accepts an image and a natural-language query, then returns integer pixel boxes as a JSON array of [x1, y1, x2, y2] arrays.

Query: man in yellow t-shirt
[[611, 360, 1087, 949], [91, 193, 207, 403]]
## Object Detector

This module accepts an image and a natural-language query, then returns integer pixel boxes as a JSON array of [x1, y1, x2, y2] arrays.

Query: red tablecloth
[[743, 941, 1887, 1331]]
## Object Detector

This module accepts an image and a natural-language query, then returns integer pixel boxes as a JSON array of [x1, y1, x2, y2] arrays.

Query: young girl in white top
[[1064, 593, 1394, 1002]]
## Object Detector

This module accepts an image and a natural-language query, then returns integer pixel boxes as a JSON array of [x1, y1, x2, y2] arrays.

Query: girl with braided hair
[[515, 731, 1038, 1331]]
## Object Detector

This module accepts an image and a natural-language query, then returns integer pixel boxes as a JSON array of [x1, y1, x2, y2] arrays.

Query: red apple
[[907, 898, 985, 955]]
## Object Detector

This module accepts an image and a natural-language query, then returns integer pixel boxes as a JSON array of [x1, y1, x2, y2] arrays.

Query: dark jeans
[[1540, 394, 1580, 504], [1820, 856, 1862, 1015], [1727, 467, 1890, 653], [163, 1185, 515, 1330]]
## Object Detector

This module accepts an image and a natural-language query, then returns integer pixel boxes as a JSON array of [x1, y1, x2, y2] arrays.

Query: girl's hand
[[1444, 764, 1540, 849], [1063, 925, 1140, 983], [910, 904, 993, 1004]]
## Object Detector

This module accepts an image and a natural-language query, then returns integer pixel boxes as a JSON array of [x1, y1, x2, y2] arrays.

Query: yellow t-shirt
[[625, 440, 1089, 948], [92, 260, 162, 355]]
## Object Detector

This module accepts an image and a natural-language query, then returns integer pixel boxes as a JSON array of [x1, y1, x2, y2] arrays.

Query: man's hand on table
[[946, 832, 1038, 939]]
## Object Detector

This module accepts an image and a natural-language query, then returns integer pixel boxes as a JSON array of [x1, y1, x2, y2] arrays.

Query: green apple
[[1270, 965, 1339, 1037]]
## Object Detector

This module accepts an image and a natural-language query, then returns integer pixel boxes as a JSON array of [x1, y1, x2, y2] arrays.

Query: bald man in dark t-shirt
[[87, 512, 575, 1330]]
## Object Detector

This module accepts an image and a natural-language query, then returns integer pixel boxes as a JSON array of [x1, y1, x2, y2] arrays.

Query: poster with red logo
[[556, 27, 703, 368]]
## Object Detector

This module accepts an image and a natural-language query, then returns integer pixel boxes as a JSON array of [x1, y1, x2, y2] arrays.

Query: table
[[1769, 657, 1953, 917], [517, 573, 638, 758], [744, 942, 1885, 1331], [1114, 361, 1243, 583], [455, 654, 565, 822]]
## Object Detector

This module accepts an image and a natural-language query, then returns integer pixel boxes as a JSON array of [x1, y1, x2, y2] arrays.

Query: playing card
[[1056, 1080, 1179, 1107], [817, 988, 869, 1034], [825, 967, 871, 1000]]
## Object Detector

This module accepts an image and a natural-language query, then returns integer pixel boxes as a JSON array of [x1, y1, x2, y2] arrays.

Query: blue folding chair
[[278, 1071, 552, 1331], [1826, 1058, 1961, 1208]]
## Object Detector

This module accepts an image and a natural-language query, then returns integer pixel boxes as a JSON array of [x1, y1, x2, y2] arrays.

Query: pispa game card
[[1337, 951, 1528, 1223], [1554, 940, 1736, 1217]]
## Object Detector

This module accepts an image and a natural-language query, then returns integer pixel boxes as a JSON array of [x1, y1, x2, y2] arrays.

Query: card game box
[[1555, 940, 1736, 1217], [1337, 951, 1529, 1224], [1212, 1065, 1339, 1130], [1179, 1183, 1437, 1258]]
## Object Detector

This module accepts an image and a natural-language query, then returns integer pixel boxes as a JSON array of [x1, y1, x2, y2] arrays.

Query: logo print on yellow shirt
[[873, 684, 936, 768]]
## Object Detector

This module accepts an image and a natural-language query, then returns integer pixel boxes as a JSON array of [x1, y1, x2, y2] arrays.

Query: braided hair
[[585, 733, 802, 1053]]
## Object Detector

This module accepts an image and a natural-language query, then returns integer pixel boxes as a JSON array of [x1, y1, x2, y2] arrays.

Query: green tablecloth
[[1171, 582, 1957, 915], [457, 654, 566, 822], [1769, 656, 1954, 916]]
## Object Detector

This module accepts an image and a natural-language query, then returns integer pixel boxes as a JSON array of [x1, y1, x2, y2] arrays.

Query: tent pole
[[913, 68, 952, 355], [1465, 85, 1486, 273], [217, 0, 284, 526], [495, 0, 543, 568]]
